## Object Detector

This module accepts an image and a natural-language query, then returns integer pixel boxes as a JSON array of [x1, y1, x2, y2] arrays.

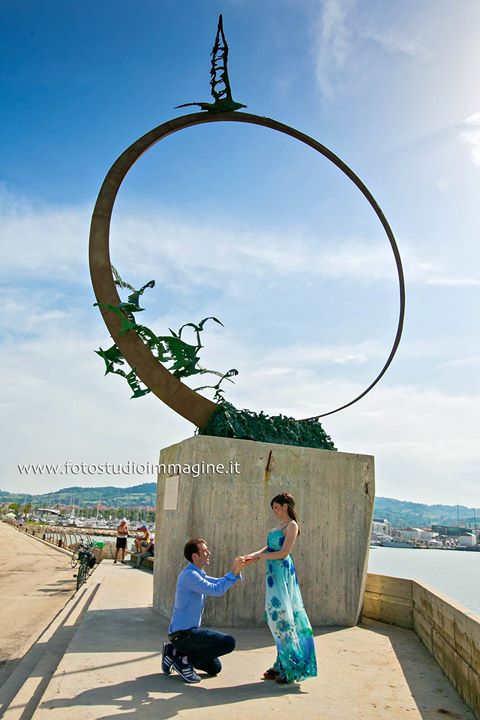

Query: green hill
[[0, 482, 157, 508], [373, 497, 479, 528]]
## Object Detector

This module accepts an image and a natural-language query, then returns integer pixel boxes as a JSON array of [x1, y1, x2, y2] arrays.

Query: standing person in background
[[114, 518, 129, 564], [245, 492, 317, 684]]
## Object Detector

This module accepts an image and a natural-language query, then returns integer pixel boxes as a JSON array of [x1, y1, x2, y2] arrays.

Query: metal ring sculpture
[[89, 111, 405, 425]]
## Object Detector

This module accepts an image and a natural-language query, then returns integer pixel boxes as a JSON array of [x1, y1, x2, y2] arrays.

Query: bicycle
[[70, 537, 104, 568], [73, 540, 98, 590], [70, 546, 79, 568], [70, 536, 92, 568]]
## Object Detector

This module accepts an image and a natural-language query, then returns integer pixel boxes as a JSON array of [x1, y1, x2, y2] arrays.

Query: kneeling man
[[162, 537, 244, 683]]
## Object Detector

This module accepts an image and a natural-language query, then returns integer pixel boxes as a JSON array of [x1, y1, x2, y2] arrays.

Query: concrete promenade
[[0, 522, 76, 687], [1, 556, 475, 720]]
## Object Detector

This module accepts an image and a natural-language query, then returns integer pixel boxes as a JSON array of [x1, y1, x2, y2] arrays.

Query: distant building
[[431, 525, 471, 537], [418, 530, 439, 541], [398, 527, 422, 541], [458, 533, 477, 547], [372, 518, 391, 536]]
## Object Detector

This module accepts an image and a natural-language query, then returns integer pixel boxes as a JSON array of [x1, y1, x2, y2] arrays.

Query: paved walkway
[[0, 523, 75, 687], [5, 560, 471, 720]]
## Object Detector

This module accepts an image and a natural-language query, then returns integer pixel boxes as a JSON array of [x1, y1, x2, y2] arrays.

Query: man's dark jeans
[[136, 550, 154, 568], [170, 628, 235, 675]]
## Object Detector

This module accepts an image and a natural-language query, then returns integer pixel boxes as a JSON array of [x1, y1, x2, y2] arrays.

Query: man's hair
[[184, 537, 207, 562]]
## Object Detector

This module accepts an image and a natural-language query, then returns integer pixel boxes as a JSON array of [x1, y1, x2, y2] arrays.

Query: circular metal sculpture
[[89, 110, 405, 425]]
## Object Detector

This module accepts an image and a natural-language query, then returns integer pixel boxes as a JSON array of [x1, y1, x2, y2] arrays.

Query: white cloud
[[0, 188, 394, 287], [457, 112, 480, 167], [320, 383, 480, 505], [311, 1, 428, 100], [0, 189, 89, 281], [220, 353, 480, 505], [426, 276, 480, 287], [182, 327, 480, 505], [362, 28, 427, 59], [112, 211, 480, 290], [460, 112, 480, 126], [2, 186, 477, 293], [313, 0, 356, 98], [262, 340, 380, 366], [0, 193, 480, 331], [397, 243, 480, 288], [437, 355, 480, 371], [0, 317, 191, 494]]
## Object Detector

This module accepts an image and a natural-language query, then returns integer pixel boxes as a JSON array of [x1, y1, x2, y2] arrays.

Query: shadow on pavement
[[360, 619, 473, 720], [62, 606, 344, 654], [0, 583, 100, 718], [40, 673, 306, 719]]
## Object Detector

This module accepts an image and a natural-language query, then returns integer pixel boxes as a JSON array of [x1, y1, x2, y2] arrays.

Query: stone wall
[[153, 435, 374, 627], [363, 573, 480, 719], [363, 573, 413, 629]]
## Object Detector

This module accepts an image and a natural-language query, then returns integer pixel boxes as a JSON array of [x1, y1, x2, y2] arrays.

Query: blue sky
[[1, 1, 479, 505]]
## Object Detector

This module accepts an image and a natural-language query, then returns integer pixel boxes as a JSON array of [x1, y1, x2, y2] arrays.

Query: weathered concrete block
[[413, 605, 433, 654], [365, 573, 413, 601], [453, 609, 480, 670], [467, 665, 480, 719], [363, 575, 413, 629], [153, 436, 374, 627], [365, 594, 413, 629], [432, 627, 472, 706]]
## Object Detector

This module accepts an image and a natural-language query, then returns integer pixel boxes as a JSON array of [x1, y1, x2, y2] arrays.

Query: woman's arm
[[244, 544, 268, 562], [249, 522, 299, 561]]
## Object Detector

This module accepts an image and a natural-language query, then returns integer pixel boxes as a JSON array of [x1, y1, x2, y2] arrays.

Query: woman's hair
[[271, 492, 300, 534], [184, 537, 207, 562]]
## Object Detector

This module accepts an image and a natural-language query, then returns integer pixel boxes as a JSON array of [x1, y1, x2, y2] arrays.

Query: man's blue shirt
[[168, 563, 241, 634]]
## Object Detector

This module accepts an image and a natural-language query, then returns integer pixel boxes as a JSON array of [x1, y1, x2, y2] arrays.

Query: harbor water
[[368, 546, 480, 615]]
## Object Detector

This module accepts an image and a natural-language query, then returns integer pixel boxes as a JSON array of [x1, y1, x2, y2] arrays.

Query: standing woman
[[114, 518, 129, 564], [245, 492, 317, 684]]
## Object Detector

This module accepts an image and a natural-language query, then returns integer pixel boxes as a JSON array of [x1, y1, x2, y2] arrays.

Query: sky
[[1, 0, 479, 505]]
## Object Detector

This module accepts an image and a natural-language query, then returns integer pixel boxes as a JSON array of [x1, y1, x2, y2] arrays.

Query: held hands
[[231, 552, 262, 575], [231, 556, 246, 576]]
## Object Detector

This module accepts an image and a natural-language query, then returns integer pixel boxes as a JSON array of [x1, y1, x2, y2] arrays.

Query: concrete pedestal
[[153, 436, 374, 627]]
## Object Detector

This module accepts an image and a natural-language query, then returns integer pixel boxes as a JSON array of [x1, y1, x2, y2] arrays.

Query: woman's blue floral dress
[[265, 528, 317, 682]]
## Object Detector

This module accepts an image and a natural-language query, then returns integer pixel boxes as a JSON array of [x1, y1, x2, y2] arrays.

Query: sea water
[[368, 546, 480, 615]]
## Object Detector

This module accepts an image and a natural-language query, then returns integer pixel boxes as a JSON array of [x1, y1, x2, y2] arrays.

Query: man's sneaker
[[172, 657, 201, 683], [162, 642, 175, 675]]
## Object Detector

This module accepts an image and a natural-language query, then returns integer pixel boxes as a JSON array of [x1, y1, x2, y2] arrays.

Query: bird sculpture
[[176, 14, 246, 113]]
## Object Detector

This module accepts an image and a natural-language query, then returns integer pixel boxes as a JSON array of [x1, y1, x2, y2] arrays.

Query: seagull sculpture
[[176, 14, 247, 113]]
